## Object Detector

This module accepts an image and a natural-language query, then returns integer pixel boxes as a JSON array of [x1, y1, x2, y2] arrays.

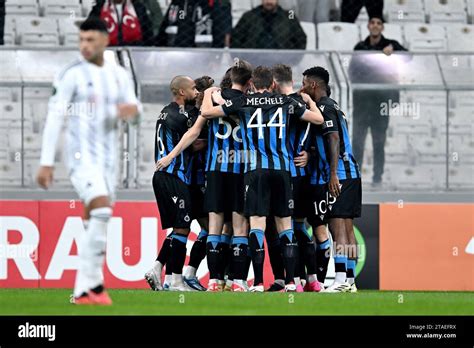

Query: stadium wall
[[0, 200, 472, 290]]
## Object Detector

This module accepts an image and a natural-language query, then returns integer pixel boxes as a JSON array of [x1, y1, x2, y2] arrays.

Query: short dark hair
[[220, 68, 232, 89], [79, 18, 109, 34], [369, 15, 385, 23], [252, 66, 273, 90], [272, 64, 292, 85], [303, 66, 330, 86], [194, 75, 214, 92], [230, 59, 252, 86]]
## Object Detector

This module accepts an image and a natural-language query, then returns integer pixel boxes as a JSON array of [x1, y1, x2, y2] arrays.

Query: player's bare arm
[[156, 115, 207, 170], [201, 87, 226, 118], [327, 132, 341, 197], [300, 92, 324, 125]]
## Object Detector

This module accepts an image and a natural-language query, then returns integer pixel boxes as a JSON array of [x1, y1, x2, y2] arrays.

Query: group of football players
[[145, 59, 362, 293]]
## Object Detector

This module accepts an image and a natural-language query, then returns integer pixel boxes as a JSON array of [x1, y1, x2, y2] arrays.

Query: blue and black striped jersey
[[191, 121, 208, 186], [288, 93, 311, 177], [206, 88, 244, 174], [310, 96, 360, 185], [222, 91, 307, 173], [154, 102, 198, 184]]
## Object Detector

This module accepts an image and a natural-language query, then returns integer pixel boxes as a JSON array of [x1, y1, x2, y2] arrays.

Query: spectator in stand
[[232, 0, 306, 49], [210, 0, 232, 48], [350, 15, 407, 187], [341, 0, 383, 23], [140, 0, 163, 38], [296, 0, 331, 24], [88, 0, 154, 46], [156, 0, 210, 47]]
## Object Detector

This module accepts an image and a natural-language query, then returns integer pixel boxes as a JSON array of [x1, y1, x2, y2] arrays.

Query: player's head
[[262, 0, 278, 13], [79, 18, 109, 63], [367, 16, 384, 37], [302, 66, 330, 101], [230, 59, 253, 89], [272, 64, 293, 93], [251, 66, 274, 92], [220, 68, 233, 89], [194, 75, 214, 108], [170, 75, 198, 103]]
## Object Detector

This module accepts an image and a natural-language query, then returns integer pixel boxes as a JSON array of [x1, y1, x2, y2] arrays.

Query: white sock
[[308, 274, 318, 283], [73, 207, 111, 297], [183, 266, 196, 278], [164, 274, 172, 285], [294, 277, 301, 286], [171, 273, 183, 285], [153, 261, 163, 274], [335, 271, 347, 284]]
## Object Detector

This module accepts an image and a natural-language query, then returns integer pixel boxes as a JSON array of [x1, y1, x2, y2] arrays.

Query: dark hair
[[326, 84, 331, 97], [194, 75, 214, 92], [230, 59, 252, 86], [79, 18, 109, 33], [369, 15, 385, 23], [220, 68, 232, 89], [252, 66, 273, 90], [302, 66, 330, 86], [272, 64, 292, 84]]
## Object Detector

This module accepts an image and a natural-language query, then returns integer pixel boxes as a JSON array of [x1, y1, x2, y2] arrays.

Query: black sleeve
[[354, 41, 366, 50], [231, 12, 250, 48], [390, 39, 408, 51], [221, 96, 246, 116], [320, 104, 339, 136], [289, 97, 307, 119], [86, 0, 105, 18]]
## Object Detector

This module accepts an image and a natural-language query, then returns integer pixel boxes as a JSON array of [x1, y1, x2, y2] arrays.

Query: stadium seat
[[232, 0, 252, 20], [403, 24, 447, 51], [385, 0, 424, 11], [424, 0, 466, 13], [430, 12, 467, 24], [81, 0, 96, 17], [386, 10, 426, 23], [6, 0, 39, 16], [16, 17, 60, 47], [58, 17, 83, 46], [3, 17, 16, 46], [355, 7, 369, 24], [41, 0, 83, 18], [468, 0, 474, 22], [300, 21, 316, 50], [446, 24, 474, 51], [275, 0, 298, 12], [317, 22, 359, 51], [359, 23, 404, 45]]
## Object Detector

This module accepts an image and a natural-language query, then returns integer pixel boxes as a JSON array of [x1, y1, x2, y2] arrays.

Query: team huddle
[[146, 61, 362, 293]]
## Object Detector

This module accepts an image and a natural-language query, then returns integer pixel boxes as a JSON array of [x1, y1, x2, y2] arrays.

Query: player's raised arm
[[37, 69, 76, 189], [200, 87, 226, 118], [300, 92, 324, 125], [156, 115, 207, 170]]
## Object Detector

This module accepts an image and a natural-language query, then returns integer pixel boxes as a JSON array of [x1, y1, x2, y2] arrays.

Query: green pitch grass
[[0, 289, 472, 316]]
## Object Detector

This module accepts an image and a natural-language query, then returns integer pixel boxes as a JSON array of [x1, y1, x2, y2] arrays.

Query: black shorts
[[244, 169, 293, 218], [152, 171, 192, 230], [291, 175, 311, 219], [190, 184, 206, 220], [330, 178, 362, 219], [204, 171, 245, 215], [307, 183, 331, 227]]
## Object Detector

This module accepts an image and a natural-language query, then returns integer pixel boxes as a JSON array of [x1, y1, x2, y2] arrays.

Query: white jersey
[[40, 56, 139, 173]]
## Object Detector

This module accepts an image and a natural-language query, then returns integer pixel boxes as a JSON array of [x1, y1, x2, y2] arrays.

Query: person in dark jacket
[[87, 0, 154, 46], [231, 0, 306, 49], [351, 16, 408, 187], [155, 0, 210, 47], [341, 0, 383, 23]]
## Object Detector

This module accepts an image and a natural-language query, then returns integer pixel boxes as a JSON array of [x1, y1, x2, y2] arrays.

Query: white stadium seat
[[232, 0, 252, 19], [385, 0, 424, 11], [355, 7, 369, 24], [41, 0, 82, 18], [4, 17, 16, 46], [386, 10, 425, 23], [425, 0, 467, 23], [58, 17, 84, 46], [276, 0, 298, 12], [6, 0, 39, 16], [317, 22, 359, 51], [403, 23, 447, 51], [300, 21, 316, 50], [16, 17, 60, 47], [468, 0, 474, 22], [446, 24, 474, 52], [81, 0, 96, 17], [359, 23, 404, 45]]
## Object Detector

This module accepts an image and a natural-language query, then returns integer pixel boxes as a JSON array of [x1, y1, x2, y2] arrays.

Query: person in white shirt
[[36, 18, 140, 306]]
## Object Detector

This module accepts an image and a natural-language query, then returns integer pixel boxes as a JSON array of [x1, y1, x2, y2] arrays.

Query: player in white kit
[[36, 18, 140, 305]]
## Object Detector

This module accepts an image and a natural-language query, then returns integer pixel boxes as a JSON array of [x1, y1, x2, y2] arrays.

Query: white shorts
[[70, 167, 117, 206]]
